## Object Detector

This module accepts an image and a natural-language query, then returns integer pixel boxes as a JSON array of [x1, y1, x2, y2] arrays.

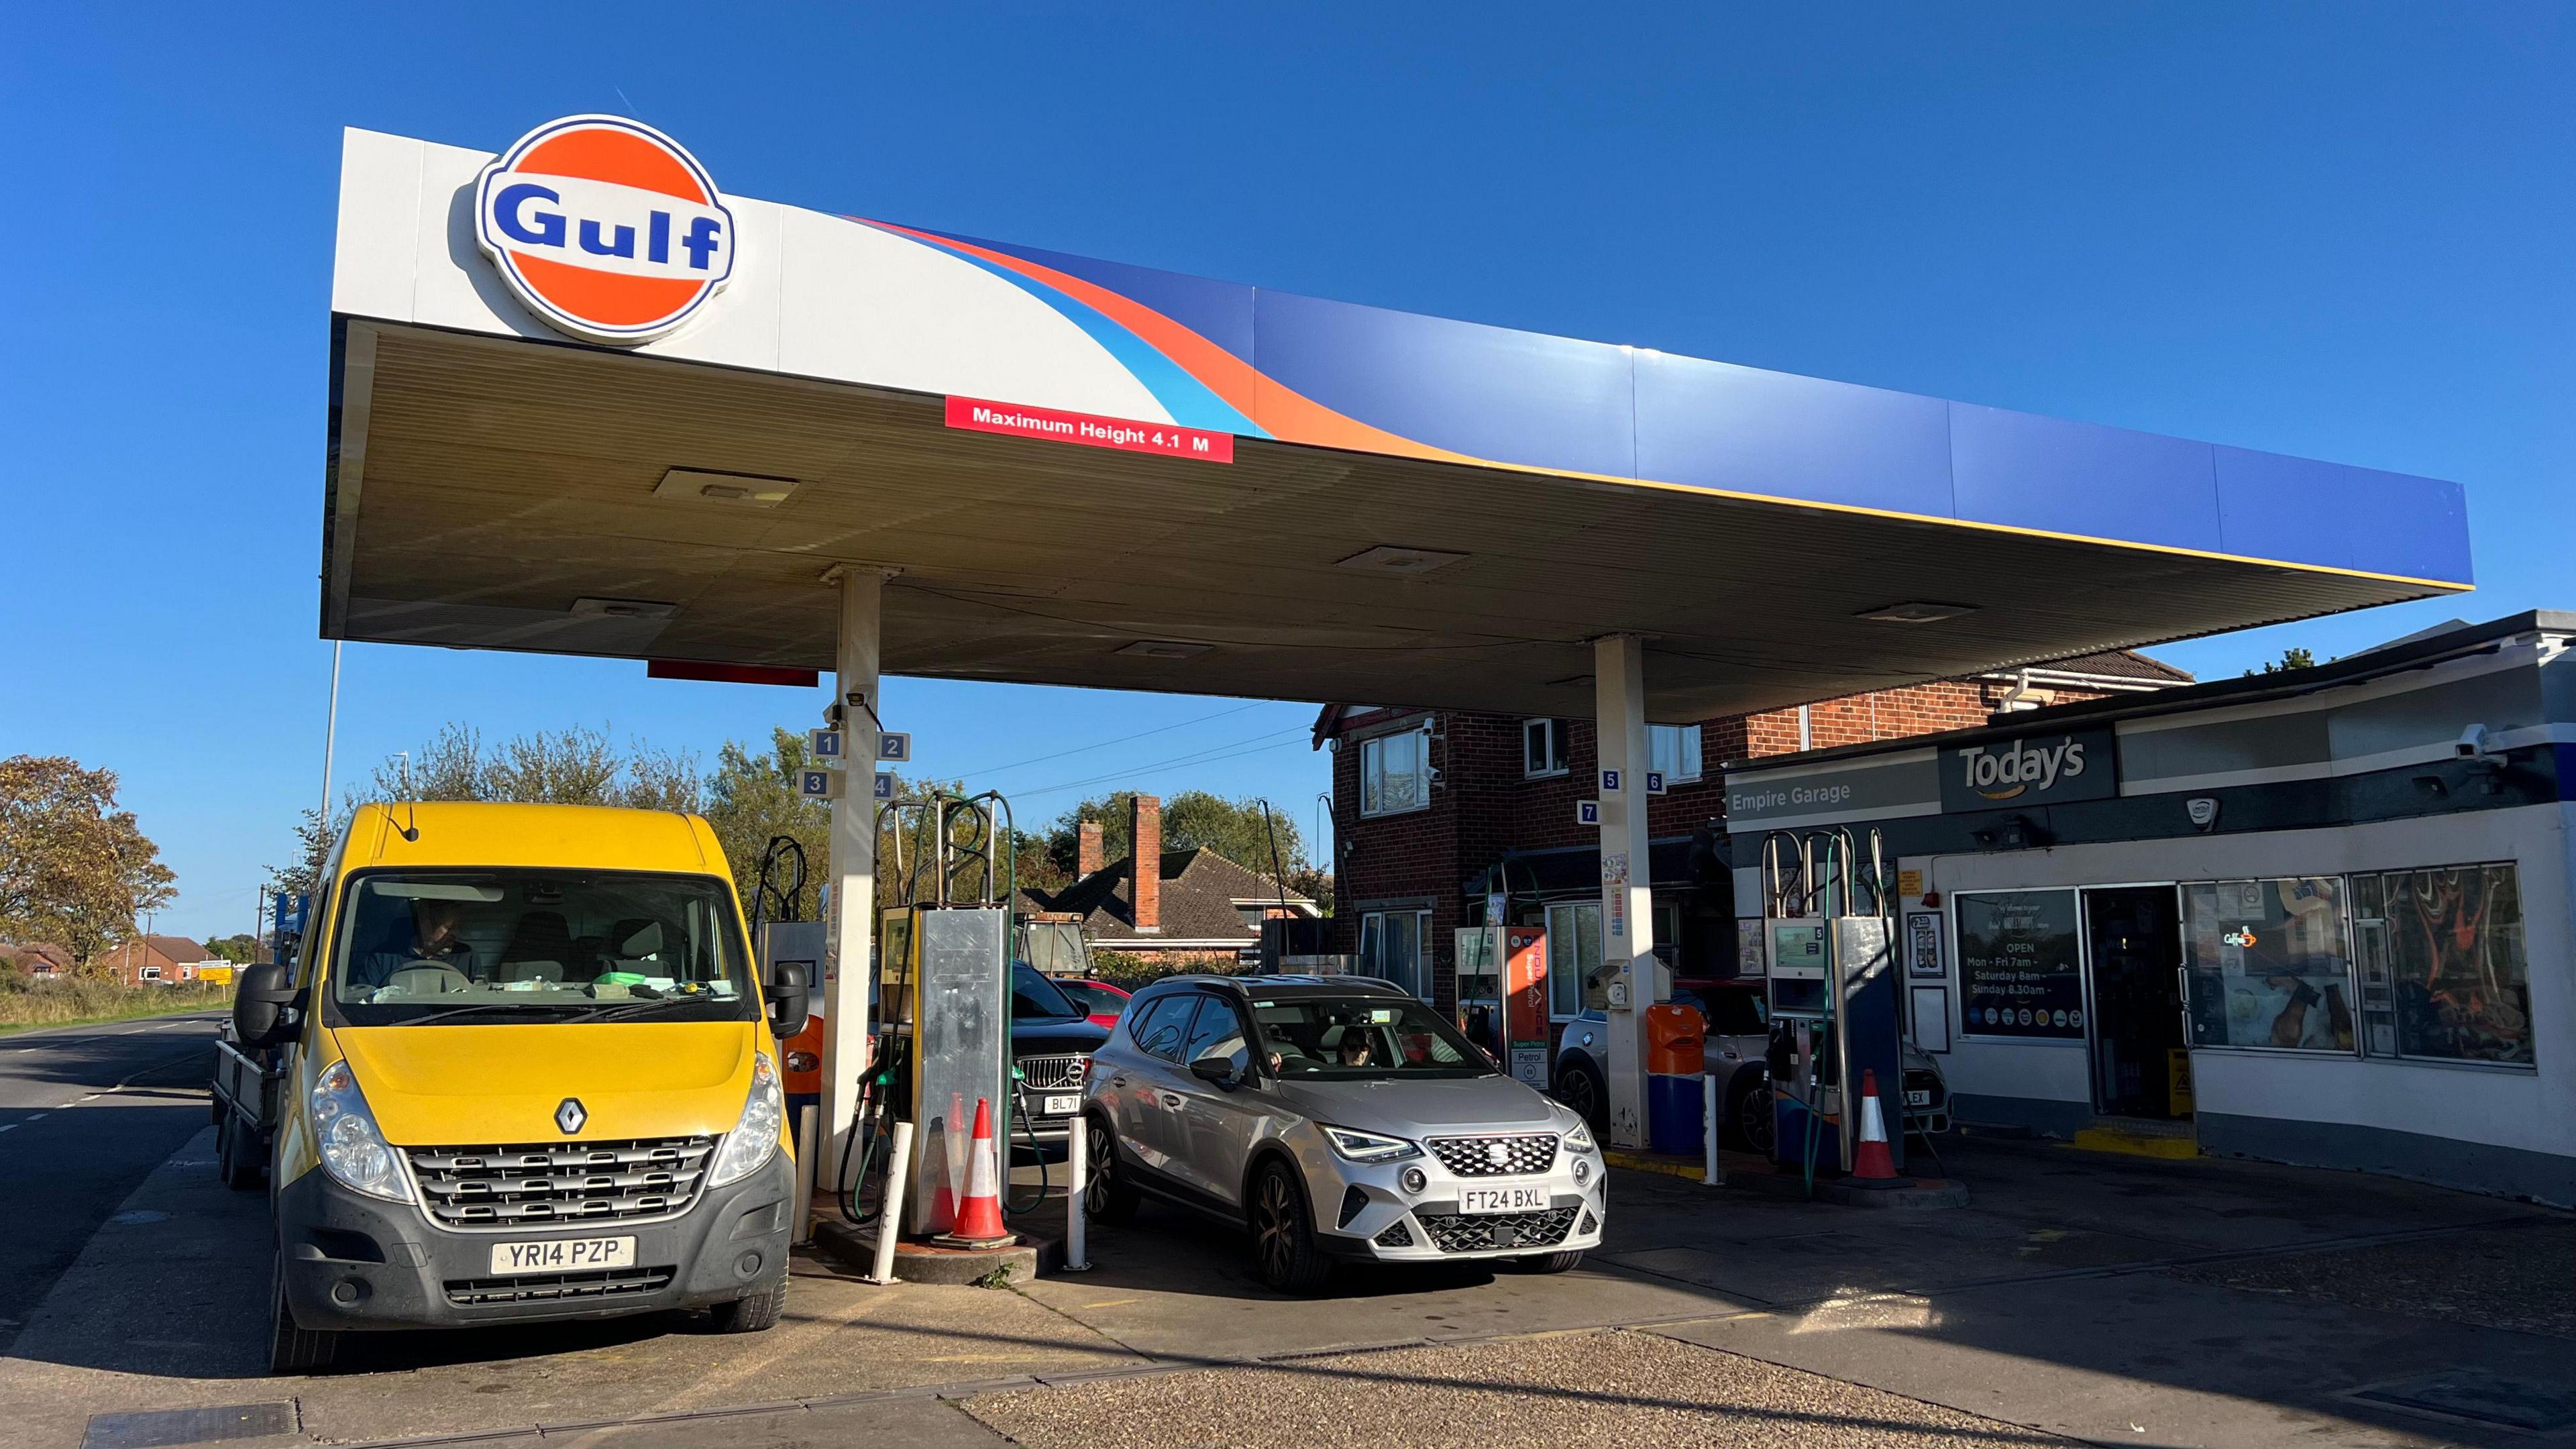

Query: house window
[[1360, 727, 1432, 816], [1357, 909, 1432, 997], [1649, 724, 1703, 783], [1523, 719, 1569, 778], [1546, 901, 1605, 1018], [138, 965, 161, 981]]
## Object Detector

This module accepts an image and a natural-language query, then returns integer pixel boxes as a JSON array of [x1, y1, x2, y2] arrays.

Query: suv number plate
[[1042, 1094, 1081, 1117], [1457, 1185, 1550, 1215], [490, 1236, 635, 1274]]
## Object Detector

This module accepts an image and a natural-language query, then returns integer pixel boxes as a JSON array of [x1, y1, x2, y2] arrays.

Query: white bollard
[[1703, 1072, 1721, 1185], [1063, 1120, 1092, 1272], [868, 1120, 915, 1285], [792, 1105, 818, 1244]]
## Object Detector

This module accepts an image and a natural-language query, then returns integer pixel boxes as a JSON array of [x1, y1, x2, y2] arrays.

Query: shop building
[[1318, 651, 2190, 1026], [1723, 612, 2571, 1204]]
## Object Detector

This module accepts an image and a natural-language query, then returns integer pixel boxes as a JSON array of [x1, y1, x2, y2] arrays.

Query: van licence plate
[[1042, 1094, 1081, 1117], [1456, 1185, 1551, 1215], [489, 1236, 635, 1275]]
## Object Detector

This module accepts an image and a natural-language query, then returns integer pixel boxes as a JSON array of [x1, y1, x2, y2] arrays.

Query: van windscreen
[[328, 869, 756, 1026]]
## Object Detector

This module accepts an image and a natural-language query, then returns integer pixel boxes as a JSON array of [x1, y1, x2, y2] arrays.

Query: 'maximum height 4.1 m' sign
[[1938, 726, 2117, 814]]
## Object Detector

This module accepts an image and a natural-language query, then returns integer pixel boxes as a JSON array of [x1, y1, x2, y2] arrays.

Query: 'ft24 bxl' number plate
[[1456, 1185, 1551, 1215]]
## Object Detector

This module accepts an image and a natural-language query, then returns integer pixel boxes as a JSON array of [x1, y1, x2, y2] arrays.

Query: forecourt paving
[[9, 1125, 2570, 1449]]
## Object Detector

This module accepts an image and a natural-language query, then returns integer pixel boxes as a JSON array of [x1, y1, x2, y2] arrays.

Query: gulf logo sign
[[474, 115, 735, 343]]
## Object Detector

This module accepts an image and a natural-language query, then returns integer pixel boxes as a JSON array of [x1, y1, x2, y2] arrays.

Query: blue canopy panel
[[890, 223, 2468, 592]]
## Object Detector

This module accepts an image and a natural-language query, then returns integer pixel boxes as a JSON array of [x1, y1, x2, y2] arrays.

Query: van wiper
[[571, 996, 731, 1022], [386, 1000, 591, 1027]]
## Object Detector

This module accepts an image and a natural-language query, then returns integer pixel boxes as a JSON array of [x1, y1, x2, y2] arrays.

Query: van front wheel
[[268, 1256, 338, 1375], [708, 1279, 784, 1334]]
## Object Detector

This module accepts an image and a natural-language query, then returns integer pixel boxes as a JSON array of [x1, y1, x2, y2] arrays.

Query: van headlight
[[1321, 1125, 1421, 1163], [709, 1051, 784, 1187], [312, 1057, 411, 1203]]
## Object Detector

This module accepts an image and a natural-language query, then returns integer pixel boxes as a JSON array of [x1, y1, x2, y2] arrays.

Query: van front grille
[[408, 1136, 715, 1228], [443, 1265, 675, 1306]]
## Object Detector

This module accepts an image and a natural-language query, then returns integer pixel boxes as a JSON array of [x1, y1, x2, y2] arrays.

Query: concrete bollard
[[1063, 1121, 1091, 1272], [1703, 1072, 1720, 1185], [868, 1120, 914, 1285]]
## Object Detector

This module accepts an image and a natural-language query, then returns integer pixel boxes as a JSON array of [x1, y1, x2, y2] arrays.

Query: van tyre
[[1084, 1115, 1139, 1226], [1505, 1250, 1585, 1274], [708, 1279, 784, 1334], [1249, 1160, 1332, 1295], [268, 1254, 338, 1375]]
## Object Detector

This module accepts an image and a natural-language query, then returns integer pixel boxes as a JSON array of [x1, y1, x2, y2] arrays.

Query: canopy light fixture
[[1337, 545, 1468, 576], [1857, 600, 1977, 624], [570, 596, 676, 620], [1117, 639, 1214, 660], [653, 468, 799, 508]]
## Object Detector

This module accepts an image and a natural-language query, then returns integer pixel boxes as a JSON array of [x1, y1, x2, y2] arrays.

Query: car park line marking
[[1079, 1299, 1142, 1309]]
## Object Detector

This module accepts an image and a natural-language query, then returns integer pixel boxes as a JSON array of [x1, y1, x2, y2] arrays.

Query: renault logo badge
[[555, 1097, 587, 1134]]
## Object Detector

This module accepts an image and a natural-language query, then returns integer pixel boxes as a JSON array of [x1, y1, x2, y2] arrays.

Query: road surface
[[0, 1012, 223, 1348]]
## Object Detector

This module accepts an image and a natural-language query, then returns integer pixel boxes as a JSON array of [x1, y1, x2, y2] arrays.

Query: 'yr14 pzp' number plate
[[1456, 1185, 1551, 1215], [490, 1236, 635, 1275], [1041, 1094, 1082, 1117]]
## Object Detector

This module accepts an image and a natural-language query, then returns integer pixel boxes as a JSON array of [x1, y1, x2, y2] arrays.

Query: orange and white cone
[[934, 1097, 1015, 1248], [1851, 1069, 1905, 1183]]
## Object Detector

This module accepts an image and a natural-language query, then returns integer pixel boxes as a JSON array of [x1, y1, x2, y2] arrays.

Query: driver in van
[[355, 897, 480, 990]]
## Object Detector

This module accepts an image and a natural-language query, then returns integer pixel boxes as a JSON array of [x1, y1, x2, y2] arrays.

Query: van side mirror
[[232, 964, 301, 1048], [765, 961, 812, 1041]]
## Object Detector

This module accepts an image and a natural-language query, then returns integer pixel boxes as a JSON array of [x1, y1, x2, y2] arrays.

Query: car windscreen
[[1246, 995, 1495, 1080], [328, 869, 755, 1026], [1012, 963, 1083, 1020]]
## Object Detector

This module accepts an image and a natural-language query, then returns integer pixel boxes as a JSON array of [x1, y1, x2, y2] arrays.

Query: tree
[[205, 934, 260, 964], [1045, 790, 1307, 888], [2251, 647, 2318, 676], [0, 756, 178, 967], [363, 723, 702, 808]]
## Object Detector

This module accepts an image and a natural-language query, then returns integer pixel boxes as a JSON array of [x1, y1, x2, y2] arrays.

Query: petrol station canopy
[[323, 125, 2471, 720]]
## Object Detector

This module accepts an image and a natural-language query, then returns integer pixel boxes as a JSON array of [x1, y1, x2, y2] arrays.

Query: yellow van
[[230, 802, 810, 1373]]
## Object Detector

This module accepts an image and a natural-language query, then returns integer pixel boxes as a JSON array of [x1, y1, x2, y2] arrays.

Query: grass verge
[[0, 979, 231, 1036]]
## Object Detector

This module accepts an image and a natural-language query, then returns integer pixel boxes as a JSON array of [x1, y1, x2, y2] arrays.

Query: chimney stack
[[1130, 794, 1161, 932], [1077, 820, 1105, 878]]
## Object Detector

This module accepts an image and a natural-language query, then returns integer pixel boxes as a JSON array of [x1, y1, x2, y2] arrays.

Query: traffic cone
[[934, 1097, 1015, 1248], [1849, 1069, 1911, 1187]]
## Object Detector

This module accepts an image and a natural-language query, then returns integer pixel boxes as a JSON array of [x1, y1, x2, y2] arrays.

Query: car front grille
[[1426, 1134, 1559, 1178], [1017, 1054, 1090, 1091], [443, 1265, 675, 1307], [408, 1136, 715, 1229], [1415, 1205, 1578, 1254]]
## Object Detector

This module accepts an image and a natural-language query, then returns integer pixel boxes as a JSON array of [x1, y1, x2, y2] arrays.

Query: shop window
[[1360, 727, 1431, 816], [2352, 864, 2533, 1067], [1523, 719, 1568, 778], [1649, 724, 1703, 783], [1546, 902, 1605, 1018], [1953, 890, 2085, 1039], [2181, 877, 2355, 1053], [1358, 908, 1432, 997]]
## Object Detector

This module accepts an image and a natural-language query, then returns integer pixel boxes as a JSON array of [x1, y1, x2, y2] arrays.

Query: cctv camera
[[2455, 724, 2492, 759]]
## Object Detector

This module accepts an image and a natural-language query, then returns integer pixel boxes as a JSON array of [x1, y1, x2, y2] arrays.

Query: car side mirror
[[765, 961, 812, 1041], [232, 963, 301, 1048], [1189, 1056, 1239, 1089]]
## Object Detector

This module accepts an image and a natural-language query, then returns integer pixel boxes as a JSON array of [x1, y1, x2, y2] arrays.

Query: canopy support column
[[818, 567, 884, 1199], [1593, 634, 1658, 1150]]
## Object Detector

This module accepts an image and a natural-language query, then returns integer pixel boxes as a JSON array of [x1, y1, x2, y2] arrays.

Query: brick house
[[0, 943, 73, 978], [1316, 652, 2190, 1029], [93, 934, 219, 987], [1023, 794, 1318, 971]]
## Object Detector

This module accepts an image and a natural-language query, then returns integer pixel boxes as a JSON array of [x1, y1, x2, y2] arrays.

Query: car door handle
[[1110, 1075, 1127, 1089]]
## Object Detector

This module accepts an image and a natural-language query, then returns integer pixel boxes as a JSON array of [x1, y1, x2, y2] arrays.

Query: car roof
[[1134, 973, 1410, 1002]]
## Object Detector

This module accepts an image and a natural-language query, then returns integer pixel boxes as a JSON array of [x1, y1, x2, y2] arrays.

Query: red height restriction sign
[[944, 396, 1234, 464]]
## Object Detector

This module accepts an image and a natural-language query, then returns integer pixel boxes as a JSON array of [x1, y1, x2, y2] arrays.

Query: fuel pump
[[1761, 828, 1904, 1187]]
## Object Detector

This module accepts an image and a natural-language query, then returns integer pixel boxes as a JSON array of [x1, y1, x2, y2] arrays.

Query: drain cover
[[80, 1401, 297, 1449], [2351, 1371, 2576, 1432]]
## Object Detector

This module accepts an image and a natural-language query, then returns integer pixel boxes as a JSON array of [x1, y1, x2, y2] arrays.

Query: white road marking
[[0, 1124, 16, 1134], [27, 1113, 46, 1121]]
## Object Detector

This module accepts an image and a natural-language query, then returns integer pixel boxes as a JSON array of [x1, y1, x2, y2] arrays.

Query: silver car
[[1081, 975, 1607, 1293]]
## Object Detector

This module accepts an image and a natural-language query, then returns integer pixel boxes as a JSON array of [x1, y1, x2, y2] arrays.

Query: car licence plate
[[488, 1236, 635, 1275], [1042, 1094, 1081, 1117], [1905, 1089, 1932, 1107], [1456, 1185, 1551, 1215]]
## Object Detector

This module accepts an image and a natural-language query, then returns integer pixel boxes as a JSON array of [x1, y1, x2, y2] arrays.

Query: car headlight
[[708, 1051, 785, 1187], [1322, 1124, 1421, 1163], [1562, 1120, 1596, 1153], [311, 1057, 411, 1203]]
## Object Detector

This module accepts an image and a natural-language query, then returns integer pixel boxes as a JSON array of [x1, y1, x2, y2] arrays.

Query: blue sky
[[5, 5, 2568, 940]]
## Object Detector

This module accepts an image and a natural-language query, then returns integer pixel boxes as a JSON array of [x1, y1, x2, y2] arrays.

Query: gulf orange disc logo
[[475, 115, 736, 344]]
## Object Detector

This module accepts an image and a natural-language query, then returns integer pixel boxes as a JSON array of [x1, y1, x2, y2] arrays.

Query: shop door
[[2082, 887, 2188, 1120]]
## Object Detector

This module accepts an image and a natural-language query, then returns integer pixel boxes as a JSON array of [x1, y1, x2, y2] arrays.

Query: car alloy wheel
[[1085, 1118, 1116, 1216], [1558, 1063, 1605, 1130], [1740, 1081, 1775, 1157], [1254, 1171, 1297, 1283]]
